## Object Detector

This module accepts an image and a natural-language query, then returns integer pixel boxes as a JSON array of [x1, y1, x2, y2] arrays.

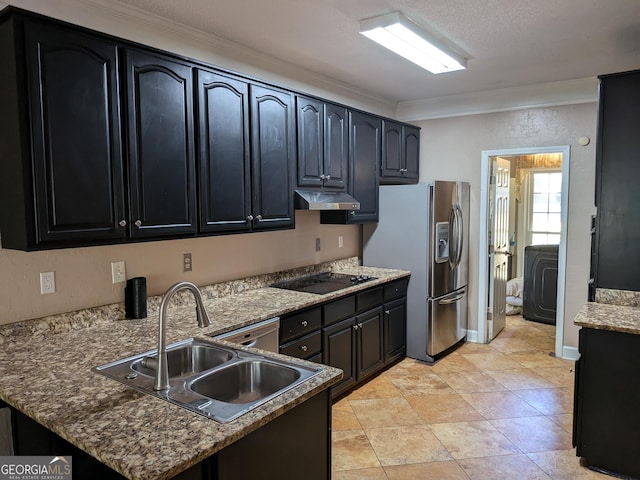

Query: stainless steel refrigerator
[[363, 182, 469, 362]]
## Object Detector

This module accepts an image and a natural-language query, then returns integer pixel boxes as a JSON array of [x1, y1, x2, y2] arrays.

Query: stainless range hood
[[294, 190, 360, 211]]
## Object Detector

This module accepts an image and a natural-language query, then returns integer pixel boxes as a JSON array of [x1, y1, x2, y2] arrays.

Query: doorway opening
[[478, 146, 570, 358]]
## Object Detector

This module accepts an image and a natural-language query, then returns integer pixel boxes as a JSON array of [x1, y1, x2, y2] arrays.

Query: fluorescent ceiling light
[[360, 12, 466, 74]]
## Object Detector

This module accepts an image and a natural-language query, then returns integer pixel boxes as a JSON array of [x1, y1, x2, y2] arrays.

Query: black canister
[[125, 277, 147, 319]]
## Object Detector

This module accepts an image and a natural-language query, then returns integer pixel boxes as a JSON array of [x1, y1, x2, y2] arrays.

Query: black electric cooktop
[[271, 272, 377, 295]]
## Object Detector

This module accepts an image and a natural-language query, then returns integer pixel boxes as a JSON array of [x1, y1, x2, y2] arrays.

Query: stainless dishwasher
[[213, 317, 280, 353]]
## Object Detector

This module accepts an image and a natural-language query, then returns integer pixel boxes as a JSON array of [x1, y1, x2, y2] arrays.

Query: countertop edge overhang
[[0, 263, 410, 480], [574, 300, 640, 335]]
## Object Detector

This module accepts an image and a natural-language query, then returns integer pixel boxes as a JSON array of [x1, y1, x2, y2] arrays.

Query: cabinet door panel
[[384, 298, 407, 363], [297, 96, 324, 188], [403, 125, 420, 181], [323, 317, 356, 398], [197, 69, 251, 233], [350, 112, 380, 223], [595, 71, 640, 290], [322, 111, 380, 224], [250, 84, 295, 230], [356, 307, 384, 380], [324, 103, 348, 190], [25, 22, 125, 244], [126, 49, 197, 238], [382, 121, 403, 178]]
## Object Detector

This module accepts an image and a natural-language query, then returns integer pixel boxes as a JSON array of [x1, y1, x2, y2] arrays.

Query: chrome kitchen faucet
[[143, 281, 211, 391]]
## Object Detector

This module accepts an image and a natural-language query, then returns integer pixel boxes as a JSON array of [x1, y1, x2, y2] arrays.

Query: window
[[530, 171, 561, 245]]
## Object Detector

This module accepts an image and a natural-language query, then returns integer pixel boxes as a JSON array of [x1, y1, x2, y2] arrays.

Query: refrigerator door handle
[[448, 207, 457, 269], [456, 205, 464, 264], [448, 205, 464, 270], [439, 293, 465, 305]]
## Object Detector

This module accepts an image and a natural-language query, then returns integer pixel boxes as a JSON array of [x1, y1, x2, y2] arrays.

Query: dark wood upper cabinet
[[197, 69, 252, 233], [125, 48, 197, 238], [296, 96, 347, 190], [381, 121, 419, 184], [250, 84, 295, 231], [324, 103, 349, 190], [0, 8, 419, 250], [297, 96, 324, 189], [403, 125, 420, 180], [382, 121, 403, 177], [0, 18, 126, 250], [322, 111, 381, 224], [593, 70, 640, 292], [347, 111, 381, 223]]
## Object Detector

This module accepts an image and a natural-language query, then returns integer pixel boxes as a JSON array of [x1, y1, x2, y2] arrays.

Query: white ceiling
[[112, 0, 640, 106]]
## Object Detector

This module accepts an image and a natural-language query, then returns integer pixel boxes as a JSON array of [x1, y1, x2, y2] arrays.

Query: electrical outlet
[[183, 253, 192, 272], [111, 261, 126, 283], [315, 238, 321, 252], [40, 271, 55, 294], [338, 235, 344, 248]]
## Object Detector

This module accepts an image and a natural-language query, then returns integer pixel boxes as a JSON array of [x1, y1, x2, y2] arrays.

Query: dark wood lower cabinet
[[384, 298, 407, 362], [280, 278, 408, 401], [355, 307, 385, 382], [214, 390, 329, 480], [323, 317, 357, 397], [573, 327, 640, 479], [9, 390, 330, 480]]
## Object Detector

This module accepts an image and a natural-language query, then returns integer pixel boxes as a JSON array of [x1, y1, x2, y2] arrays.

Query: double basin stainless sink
[[93, 338, 321, 423]]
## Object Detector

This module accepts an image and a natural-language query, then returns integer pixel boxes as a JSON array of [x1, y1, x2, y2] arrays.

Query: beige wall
[[0, 211, 359, 324], [414, 103, 598, 349]]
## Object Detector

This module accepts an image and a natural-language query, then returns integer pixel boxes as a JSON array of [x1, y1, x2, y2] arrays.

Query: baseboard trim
[[561, 346, 580, 361], [466, 330, 479, 343]]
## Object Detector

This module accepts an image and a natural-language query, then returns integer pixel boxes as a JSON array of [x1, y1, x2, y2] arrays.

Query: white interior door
[[488, 157, 511, 340]]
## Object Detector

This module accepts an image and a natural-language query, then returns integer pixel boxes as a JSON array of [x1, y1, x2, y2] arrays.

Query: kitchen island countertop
[[0, 262, 409, 479]]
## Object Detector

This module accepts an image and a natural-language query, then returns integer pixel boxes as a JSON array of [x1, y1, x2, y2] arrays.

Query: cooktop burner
[[271, 272, 377, 295]]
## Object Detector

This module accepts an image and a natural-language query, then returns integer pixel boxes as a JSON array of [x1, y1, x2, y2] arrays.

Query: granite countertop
[[574, 301, 640, 335], [0, 261, 410, 480]]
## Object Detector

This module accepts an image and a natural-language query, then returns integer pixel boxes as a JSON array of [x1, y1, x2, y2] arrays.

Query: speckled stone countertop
[[594, 288, 640, 308], [574, 302, 640, 335], [0, 258, 410, 480]]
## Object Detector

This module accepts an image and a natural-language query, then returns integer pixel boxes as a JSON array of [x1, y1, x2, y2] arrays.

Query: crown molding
[[396, 77, 599, 122], [2, 1, 599, 121]]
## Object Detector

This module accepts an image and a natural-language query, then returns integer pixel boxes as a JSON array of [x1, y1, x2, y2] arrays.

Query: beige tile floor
[[331, 315, 610, 480]]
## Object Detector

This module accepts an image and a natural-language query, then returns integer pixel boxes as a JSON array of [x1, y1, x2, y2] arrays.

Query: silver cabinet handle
[[119, 220, 127, 227], [325, 174, 331, 180], [134, 220, 142, 227], [358, 323, 363, 328], [301, 320, 308, 327], [350, 211, 355, 216], [320, 174, 326, 180], [256, 214, 262, 221], [300, 345, 308, 352], [353, 324, 359, 330], [385, 310, 390, 315], [247, 214, 254, 221]]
